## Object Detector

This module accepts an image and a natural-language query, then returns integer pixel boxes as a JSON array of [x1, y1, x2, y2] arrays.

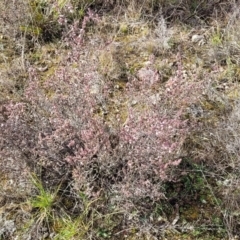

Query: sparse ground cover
[[1, 0, 240, 239]]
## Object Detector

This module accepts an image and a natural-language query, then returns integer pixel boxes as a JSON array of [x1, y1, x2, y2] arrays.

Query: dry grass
[[2, 1, 240, 239]]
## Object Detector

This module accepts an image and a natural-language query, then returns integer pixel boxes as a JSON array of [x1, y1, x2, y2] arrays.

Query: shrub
[[0, 9, 204, 219]]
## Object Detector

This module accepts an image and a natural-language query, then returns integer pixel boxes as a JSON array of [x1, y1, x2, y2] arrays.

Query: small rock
[[131, 100, 138, 106], [37, 65, 48, 72], [191, 34, 206, 45], [0, 218, 16, 236]]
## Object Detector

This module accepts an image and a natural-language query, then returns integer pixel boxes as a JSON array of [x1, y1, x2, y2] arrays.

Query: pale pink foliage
[[0, 13, 202, 206]]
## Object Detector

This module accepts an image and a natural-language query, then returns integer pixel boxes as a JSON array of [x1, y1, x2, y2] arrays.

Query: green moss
[[210, 28, 223, 46], [119, 23, 129, 35]]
